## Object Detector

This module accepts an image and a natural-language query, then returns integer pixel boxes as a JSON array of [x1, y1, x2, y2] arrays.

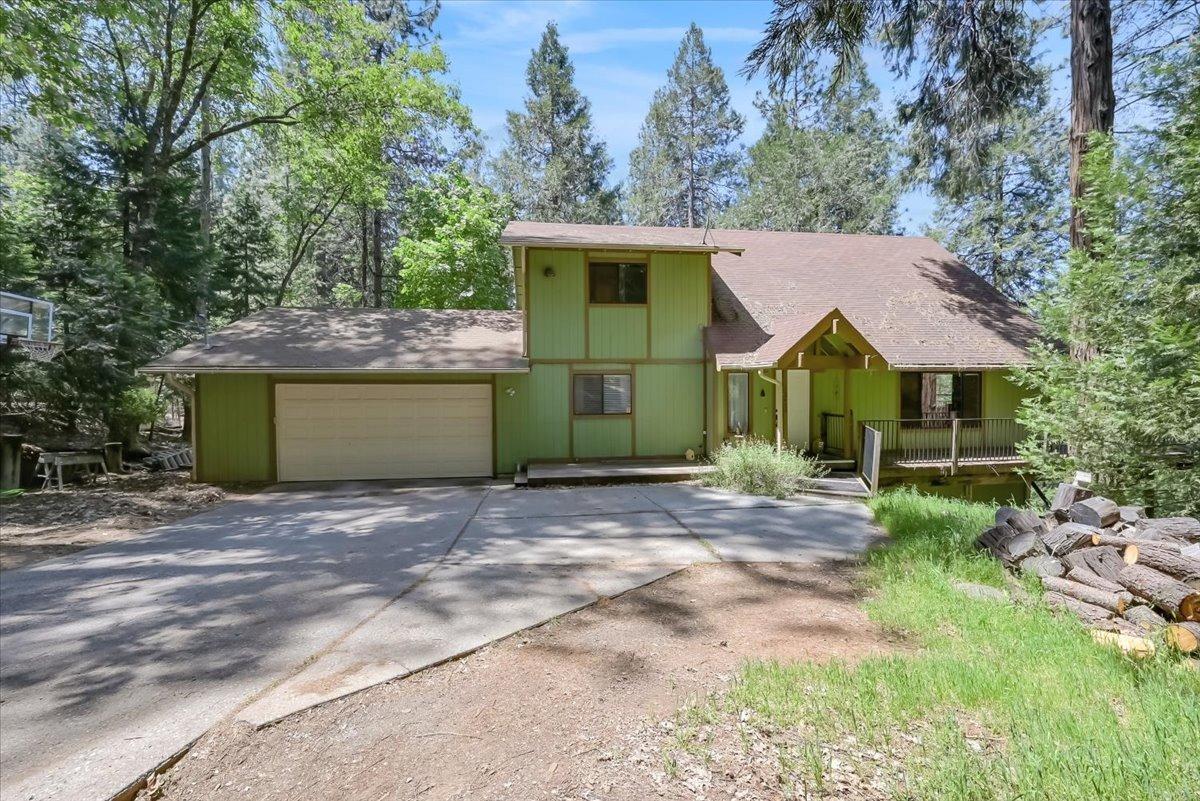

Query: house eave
[[139, 365, 532, 375], [501, 238, 742, 255]]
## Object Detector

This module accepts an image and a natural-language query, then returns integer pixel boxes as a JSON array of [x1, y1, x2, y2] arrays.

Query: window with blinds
[[573, 373, 632, 415]]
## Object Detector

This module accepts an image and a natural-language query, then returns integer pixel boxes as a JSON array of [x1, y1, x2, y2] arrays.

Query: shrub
[[108, 386, 167, 444], [704, 438, 827, 498]]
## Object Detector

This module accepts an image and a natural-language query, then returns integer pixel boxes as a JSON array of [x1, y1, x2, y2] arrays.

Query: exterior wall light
[[543, 266, 556, 278]]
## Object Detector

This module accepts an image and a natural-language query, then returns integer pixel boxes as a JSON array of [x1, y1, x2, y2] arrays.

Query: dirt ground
[[0, 471, 244, 570], [143, 560, 899, 801]]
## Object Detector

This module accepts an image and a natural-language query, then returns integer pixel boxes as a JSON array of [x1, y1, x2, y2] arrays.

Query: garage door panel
[[275, 383, 492, 481]]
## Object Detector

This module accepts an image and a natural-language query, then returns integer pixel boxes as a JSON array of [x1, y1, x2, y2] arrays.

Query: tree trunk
[[360, 206, 369, 305], [197, 97, 213, 331], [372, 210, 384, 308], [1068, 0, 1114, 363], [1116, 564, 1200, 621], [1041, 575, 1132, 614], [1068, 0, 1114, 252]]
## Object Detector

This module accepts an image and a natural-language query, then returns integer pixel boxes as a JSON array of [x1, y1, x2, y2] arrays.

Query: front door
[[786, 369, 810, 450]]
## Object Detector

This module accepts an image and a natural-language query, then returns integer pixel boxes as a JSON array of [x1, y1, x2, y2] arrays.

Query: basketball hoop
[[10, 337, 61, 362]]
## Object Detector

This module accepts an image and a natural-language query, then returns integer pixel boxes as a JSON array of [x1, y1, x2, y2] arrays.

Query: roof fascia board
[[500, 238, 743, 254], [140, 365, 531, 375]]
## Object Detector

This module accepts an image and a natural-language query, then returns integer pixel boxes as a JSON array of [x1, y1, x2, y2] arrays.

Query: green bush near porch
[[703, 438, 826, 498]]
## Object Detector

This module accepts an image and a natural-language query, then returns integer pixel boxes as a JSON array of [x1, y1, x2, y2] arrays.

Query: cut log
[[1088, 535, 1139, 564], [1043, 591, 1114, 627], [1119, 505, 1145, 525], [995, 506, 1019, 526], [976, 524, 1041, 564], [1070, 496, 1120, 528], [953, 581, 1010, 603], [1042, 575, 1132, 614], [1132, 545, 1200, 587], [1123, 604, 1168, 632], [976, 522, 1015, 552], [1008, 509, 1046, 534], [1065, 566, 1124, 594], [1020, 554, 1064, 578], [1042, 522, 1098, 556], [1096, 534, 1184, 553], [1116, 564, 1200, 621], [1051, 482, 1093, 519], [1061, 546, 1125, 584], [1139, 516, 1200, 543], [1090, 629, 1156, 658], [1165, 621, 1200, 653], [1184, 543, 1200, 559]]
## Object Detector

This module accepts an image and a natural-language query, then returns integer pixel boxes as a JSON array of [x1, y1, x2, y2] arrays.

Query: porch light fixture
[[543, 266, 556, 278], [505, 386, 517, 397]]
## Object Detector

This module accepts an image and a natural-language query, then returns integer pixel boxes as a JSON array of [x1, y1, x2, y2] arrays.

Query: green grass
[[685, 487, 1200, 800], [703, 438, 827, 499]]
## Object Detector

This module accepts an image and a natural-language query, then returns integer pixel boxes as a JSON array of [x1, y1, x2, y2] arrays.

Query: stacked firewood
[[976, 480, 1200, 658]]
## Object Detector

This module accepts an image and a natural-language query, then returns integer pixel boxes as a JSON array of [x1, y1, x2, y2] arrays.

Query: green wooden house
[[144, 221, 1040, 501]]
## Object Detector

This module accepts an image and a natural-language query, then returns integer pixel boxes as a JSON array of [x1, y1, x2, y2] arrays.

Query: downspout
[[163, 373, 197, 482]]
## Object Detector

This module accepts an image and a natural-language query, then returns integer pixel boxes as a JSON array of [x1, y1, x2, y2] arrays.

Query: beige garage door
[[275, 383, 492, 481]]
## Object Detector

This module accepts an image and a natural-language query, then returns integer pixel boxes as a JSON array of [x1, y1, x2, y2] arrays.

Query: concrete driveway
[[0, 483, 878, 801]]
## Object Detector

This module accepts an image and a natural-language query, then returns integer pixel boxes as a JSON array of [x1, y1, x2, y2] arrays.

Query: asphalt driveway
[[0, 483, 878, 801]]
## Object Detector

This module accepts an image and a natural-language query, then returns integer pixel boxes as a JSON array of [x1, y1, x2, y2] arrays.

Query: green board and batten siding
[[195, 374, 271, 482]]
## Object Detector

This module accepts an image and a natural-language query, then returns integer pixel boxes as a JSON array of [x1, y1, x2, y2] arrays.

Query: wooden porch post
[[842, 369, 854, 459], [950, 417, 960, 475], [776, 369, 785, 453]]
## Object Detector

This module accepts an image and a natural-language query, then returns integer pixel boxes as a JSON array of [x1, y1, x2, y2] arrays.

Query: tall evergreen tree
[[626, 24, 744, 227], [491, 22, 618, 224], [1016, 40, 1200, 514], [723, 63, 897, 233], [212, 190, 277, 322], [926, 103, 1065, 300]]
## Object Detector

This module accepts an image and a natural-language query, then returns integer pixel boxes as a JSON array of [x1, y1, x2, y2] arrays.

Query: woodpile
[[977, 482, 1200, 660]]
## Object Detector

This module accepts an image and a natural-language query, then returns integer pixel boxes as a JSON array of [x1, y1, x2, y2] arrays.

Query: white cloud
[[562, 25, 761, 55], [443, 0, 594, 45]]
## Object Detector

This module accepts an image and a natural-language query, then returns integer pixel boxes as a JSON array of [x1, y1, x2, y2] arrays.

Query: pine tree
[[1015, 41, 1200, 514], [723, 64, 897, 233], [491, 22, 618, 224], [926, 103, 1065, 300], [626, 24, 744, 227], [212, 190, 278, 322]]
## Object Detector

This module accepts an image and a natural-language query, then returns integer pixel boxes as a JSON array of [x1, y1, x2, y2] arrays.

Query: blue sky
[[435, 0, 1075, 234]]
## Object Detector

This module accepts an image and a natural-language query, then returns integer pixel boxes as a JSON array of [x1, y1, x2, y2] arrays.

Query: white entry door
[[786, 370, 811, 450], [275, 383, 493, 481]]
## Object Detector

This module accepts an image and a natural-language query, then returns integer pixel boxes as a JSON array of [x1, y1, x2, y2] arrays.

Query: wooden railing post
[[950, 417, 960, 475]]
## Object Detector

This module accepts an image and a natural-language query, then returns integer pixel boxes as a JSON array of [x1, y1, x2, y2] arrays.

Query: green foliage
[[110, 387, 167, 432], [212, 190, 277, 322], [704, 438, 826, 499], [393, 170, 513, 309], [490, 22, 619, 225], [746, 1, 1045, 182], [626, 24, 744, 227], [1016, 43, 1200, 514], [723, 63, 898, 233], [670, 489, 1200, 800]]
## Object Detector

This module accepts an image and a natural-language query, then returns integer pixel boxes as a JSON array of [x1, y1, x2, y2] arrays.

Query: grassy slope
[[701, 488, 1200, 800]]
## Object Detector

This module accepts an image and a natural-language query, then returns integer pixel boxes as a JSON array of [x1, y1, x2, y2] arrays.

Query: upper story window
[[589, 262, 647, 304], [900, 372, 982, 425]]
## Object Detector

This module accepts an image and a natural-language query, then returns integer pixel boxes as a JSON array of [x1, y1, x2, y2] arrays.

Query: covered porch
[[712, 308, 1028, 475]]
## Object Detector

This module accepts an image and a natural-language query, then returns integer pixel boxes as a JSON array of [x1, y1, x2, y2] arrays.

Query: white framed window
[[573, 373, 632, 415]]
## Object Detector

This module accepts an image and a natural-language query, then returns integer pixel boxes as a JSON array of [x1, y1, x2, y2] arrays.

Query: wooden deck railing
[[857, 417, 1026, 471]]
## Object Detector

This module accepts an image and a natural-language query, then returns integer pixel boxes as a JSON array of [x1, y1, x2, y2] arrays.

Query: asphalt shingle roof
[[142, 307, 527, 373], [704, 228, 1039, 368]]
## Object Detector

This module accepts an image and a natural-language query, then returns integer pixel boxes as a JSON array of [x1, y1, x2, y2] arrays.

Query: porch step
[[523, 459, 712, 488], [816, 457, 856, 470], [801, 472, 870, 499]]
